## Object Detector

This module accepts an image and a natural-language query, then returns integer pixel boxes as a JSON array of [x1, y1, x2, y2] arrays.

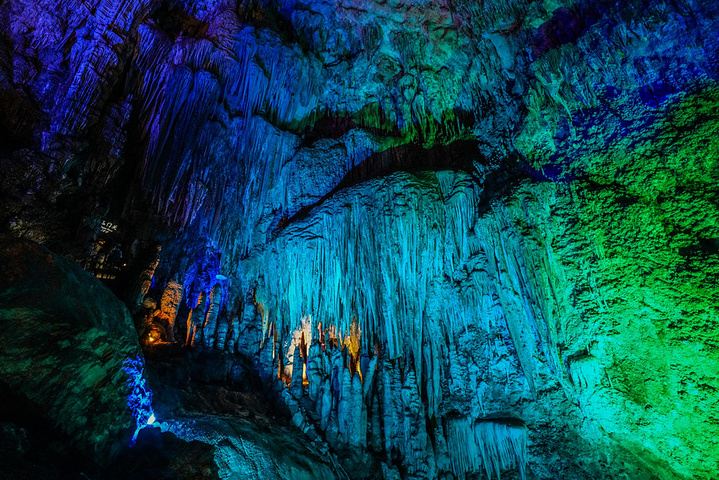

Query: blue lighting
[[121, 355, 156, 447]]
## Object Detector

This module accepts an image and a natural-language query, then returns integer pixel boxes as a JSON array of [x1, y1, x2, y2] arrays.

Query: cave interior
[[1, 0, 719, 479]]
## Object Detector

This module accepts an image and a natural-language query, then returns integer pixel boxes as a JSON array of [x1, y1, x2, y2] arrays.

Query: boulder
[[0, 237, 142, 462]]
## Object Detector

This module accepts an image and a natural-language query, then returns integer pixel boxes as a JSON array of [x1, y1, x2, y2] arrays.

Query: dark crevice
[[679, 237, 719, 258], [475, 160, 527, 216], [475, 415, 527, 428], [531, 3, 609, 60], [338, 139, 482, 188], [273, 140, 529, 235], [236, 0, 310, 52], [149, 1, 210, 39], [273, 140, 483, 234], [299, 112, 359, 146]]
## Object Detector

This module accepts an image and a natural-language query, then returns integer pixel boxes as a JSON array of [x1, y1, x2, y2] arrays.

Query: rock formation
[[0, 237, 141, 460], [1, 0, 718, 478]]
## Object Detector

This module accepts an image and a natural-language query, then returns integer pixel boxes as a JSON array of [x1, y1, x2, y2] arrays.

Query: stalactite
[[445, 416, 527, 480], [363, 355, 378, 402], [258, 333, 275, 384], [400, 366, 436, 477], [350, 371, 365, 448], [52, 0, 154, 136], [233, 292, 254, 350], [236, 173, 586, 477], [319, 376, 332, 433], [422, 326, 443, 418]]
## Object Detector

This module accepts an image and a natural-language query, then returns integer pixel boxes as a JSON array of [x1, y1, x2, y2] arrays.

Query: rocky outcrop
[[142, 348, 347, 480], [0, 237, 141, 461], [164, 415, 342, 480]]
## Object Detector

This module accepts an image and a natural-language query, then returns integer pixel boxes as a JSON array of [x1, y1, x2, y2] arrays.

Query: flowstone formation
[[1, 0, 719, 478]]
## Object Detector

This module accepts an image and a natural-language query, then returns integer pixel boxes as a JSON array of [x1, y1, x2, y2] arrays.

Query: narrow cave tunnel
[[1, 0, 718, 479]]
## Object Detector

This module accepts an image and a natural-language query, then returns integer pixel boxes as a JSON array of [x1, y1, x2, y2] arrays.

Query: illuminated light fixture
[[215, 274, 228, 280], [147, 414, 156, 425]]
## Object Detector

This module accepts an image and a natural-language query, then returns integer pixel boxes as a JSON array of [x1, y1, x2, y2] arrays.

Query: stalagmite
[[131, 245, 161, 312], [337, 360, 352, 444], [307, 338, 326, 403], [202, 283, 223, 349], [362, 355, 378, 402], [291, 341, 305, 398], [186, 290, 207, 347], [154, 279, 182, 342]]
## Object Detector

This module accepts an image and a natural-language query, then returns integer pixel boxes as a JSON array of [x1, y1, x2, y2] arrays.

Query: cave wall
[[1, 0, 719, 478]]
